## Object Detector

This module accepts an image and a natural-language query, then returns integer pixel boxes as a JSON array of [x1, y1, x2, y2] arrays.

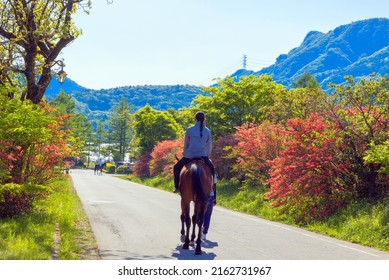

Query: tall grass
[[122, 174, 389, 252], [306, 199, 389, 251], [0, 176, 98, 260]]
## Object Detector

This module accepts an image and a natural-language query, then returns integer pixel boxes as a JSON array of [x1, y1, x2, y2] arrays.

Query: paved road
[[70, 169, 389, 260]]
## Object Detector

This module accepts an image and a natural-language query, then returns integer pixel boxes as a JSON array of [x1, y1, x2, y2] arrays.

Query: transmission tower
[[242, 54, 247, 70]]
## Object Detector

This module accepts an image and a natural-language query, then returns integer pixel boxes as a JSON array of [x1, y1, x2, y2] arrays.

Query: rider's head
[[195, 111, 205, 122]]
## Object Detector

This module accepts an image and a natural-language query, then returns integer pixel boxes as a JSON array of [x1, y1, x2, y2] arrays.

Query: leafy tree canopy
[[0, 0, 91, 103], [132, 104, 183, 155], [193, 74, 285, 137]]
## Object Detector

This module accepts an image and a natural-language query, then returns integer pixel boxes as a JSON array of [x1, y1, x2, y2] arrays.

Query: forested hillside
[[46, 82, 204, 121]]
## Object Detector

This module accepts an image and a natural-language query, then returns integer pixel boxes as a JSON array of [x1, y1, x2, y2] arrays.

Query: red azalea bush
[[0, 94, 79, 217], [0, 140, 24, 183], [149, 139, 183, 177], [132, 152, 152, 178], [0, 98, 78, 185], [265, 114, 357, 223], [232, 121, 285, 186], [0, 192, 31, 218]]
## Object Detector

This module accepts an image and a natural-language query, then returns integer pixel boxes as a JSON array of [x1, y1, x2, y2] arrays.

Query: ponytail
[[195, 111, 205, 138]]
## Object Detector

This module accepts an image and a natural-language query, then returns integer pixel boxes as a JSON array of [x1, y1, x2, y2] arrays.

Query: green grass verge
[[122, 174, 389, 252], [0, 176, 99, 260]]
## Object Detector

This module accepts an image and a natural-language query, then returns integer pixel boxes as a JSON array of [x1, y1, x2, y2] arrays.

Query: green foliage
[[307, 198, 389, 251], [328, 75, 389, 198], [364, 136, 389, 174], [103, 162, 116, 174], [55, 84, 205, 125], [271, 87, 328, 122], [0, 91, 80, 184], [0, 0, 90, 103], [116, 165, 130, 174], [132, 104, 182, 155], [50, 90, 93, 147], [292, 71, 321, 89], [0, 183, 50, 218], [195, 75, 283, 137], [0, 178, 98, 259], [0, 93, 52, 147], [108, 96, 134, 161]]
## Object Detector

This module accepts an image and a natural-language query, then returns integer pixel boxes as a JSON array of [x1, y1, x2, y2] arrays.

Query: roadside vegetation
[[0, 176, 99, 260]]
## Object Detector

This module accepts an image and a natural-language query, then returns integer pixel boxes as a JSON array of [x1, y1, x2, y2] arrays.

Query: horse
[[94, 162, 106, 175], [179, 159, 214, 255]]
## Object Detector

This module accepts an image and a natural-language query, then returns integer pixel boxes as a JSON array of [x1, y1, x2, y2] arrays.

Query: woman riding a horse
[[173, 111, 216, 254], [173, 111, 215, 193]]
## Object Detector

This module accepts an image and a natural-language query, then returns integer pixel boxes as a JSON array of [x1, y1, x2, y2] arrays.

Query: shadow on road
[[202, 239, 219, 249], [98, 249, 173, 260], [171, 240, 218, 260]]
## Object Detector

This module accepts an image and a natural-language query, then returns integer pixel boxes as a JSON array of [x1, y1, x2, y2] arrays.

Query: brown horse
[[179, 159, 213, 255], [94, 162, 106, 176]]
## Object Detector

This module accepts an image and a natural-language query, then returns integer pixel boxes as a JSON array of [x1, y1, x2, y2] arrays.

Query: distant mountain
[[46, 77, 87, 99], [46, 18, 389, 124], [46, 79, 204, 123], [233, 18, 389, 89]]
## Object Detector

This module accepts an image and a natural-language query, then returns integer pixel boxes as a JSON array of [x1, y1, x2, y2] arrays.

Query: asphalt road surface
[[70, 169, 389, 260]]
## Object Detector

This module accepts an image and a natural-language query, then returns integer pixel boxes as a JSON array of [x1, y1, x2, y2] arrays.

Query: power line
[[205, 55, 274, 84], [242, 54, 247, 70]]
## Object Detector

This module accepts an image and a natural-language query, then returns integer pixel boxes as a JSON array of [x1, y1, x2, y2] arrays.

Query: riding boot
[[173, 157, 190, 193], [173, 180, 180, 193], [173, 169, 180, 193]]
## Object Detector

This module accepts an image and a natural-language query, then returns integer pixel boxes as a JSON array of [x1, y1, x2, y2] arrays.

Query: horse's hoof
[[180, 235, 186, 243], [183, 244, 189, 250], [195, 250, 202, 255]]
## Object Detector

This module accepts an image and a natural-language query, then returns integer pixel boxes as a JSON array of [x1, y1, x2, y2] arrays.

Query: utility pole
[[242, 55, 247, 70]]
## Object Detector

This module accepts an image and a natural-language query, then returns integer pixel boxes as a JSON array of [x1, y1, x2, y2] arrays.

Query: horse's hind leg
[[195, 205, 206, 255], [183, 214, 191, 249], [190, 214, 197, 245], [195, 223, 204, 254], [180, 214, 186, 243]]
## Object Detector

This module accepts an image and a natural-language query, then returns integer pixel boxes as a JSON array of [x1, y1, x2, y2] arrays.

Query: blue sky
[[64, 0, 389, 89]]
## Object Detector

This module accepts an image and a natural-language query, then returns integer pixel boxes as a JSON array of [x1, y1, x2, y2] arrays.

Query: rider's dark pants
[[173, 157, 215, 190], [203, 194, 215, 235]]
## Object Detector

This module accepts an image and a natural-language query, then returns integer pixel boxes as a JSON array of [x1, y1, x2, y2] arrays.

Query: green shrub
[[0, 183, 50, 218], [104, 163, 116, 174], [116, 165, 130, 174]]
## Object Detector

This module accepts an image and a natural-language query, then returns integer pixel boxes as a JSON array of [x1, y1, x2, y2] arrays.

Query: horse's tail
[[190, 163, 207, 203]]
